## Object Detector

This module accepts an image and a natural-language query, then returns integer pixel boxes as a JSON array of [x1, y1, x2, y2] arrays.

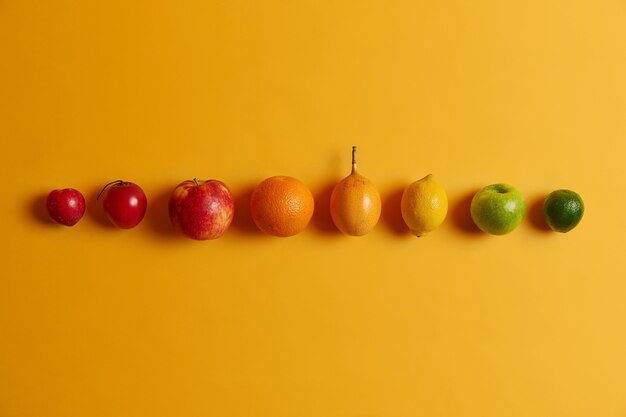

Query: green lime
[[543, 189, 584, 233]]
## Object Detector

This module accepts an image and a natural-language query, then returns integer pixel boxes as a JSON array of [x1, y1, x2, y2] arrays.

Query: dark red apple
[[97, 180, 147, 229], [46, 188, 86, 226], [169, 179, 234, 240]]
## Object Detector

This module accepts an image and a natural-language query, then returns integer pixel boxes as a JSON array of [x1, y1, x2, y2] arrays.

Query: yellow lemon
[[401, 174, 448, 237]]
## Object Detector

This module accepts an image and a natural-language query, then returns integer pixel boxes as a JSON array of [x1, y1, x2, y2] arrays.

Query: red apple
[[97, 180, 147, 229], [46, 188, 86, 226], [169, 179, 234, 240]]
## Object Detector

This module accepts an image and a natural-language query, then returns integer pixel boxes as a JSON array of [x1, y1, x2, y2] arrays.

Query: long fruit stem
[[96, 180, 124, 200], [352, 146, 357, 172]]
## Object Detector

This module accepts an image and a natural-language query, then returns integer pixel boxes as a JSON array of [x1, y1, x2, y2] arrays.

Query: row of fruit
[[44, 147, 584, 238]]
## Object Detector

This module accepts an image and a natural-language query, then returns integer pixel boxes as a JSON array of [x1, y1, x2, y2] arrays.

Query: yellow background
[[1, 1, 626, 416]]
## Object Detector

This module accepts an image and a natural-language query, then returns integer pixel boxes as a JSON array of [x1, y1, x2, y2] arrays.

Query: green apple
[[470, 184, 525, 235]]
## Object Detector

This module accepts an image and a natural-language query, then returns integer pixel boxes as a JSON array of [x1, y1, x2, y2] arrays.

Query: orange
[[249, 176, 315, 237]]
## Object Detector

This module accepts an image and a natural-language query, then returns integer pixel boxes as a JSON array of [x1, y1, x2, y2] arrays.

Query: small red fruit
[[169, 179, 234, 240], [46, 188, 86, 226], [97, 180, 147, 229]]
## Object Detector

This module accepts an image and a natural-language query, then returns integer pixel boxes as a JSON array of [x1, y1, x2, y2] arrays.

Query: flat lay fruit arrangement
[[44, 147, 584, 237]]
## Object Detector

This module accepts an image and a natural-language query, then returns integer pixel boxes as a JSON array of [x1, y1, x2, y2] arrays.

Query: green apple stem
[[352, 145, 357, 172], [96, 180, 125, 200]]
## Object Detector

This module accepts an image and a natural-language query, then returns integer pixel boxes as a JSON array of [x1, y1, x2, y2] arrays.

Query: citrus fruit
[[330, 146, 381, 236], [470, 183, 525, 235], [249, 176, 314, 237], [543, 189, 584, 233], [400, 174, 448, 237]]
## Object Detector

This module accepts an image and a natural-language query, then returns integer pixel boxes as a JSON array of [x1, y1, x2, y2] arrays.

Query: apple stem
[[96, 180, 124, 200], [351, 146, 357, 172], [193, 178, 199, 186]]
